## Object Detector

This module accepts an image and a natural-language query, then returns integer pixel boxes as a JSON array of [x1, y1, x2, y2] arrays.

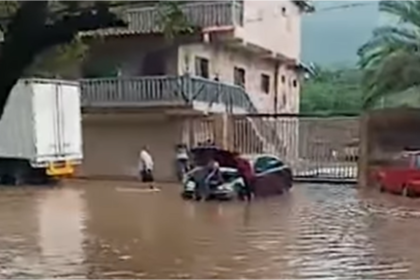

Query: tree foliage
[[0, 1, 192, 119], [0, 1, 128, 119], [156, 1, 197, 40], [300, 65, 363, 114], [33, 1, 194, 79], [357, 0, 420, 108]]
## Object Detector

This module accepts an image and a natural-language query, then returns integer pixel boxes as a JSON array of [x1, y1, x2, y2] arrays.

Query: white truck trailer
[[0, 79, 83, 185]]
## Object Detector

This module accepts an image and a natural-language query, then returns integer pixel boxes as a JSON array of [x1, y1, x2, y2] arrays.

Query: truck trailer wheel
[[30, 168, 58, 186], [0, 159, 30, 186]]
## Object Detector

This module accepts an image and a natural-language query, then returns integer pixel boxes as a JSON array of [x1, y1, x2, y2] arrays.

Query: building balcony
[[83, 1, 244, 36], [80, 75, 256, 113]]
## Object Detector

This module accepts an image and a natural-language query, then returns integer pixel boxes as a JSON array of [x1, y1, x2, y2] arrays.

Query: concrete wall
[[77, 114, 184, 182], [142, 0, 302, 59], [178, 43, 300, 113], [241, 0, 301, 60], [83, 35, 179, 77]]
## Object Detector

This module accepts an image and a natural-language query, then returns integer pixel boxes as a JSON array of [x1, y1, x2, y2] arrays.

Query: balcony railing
[[80, 75, 255, 112], [83, 1, 244, 36]]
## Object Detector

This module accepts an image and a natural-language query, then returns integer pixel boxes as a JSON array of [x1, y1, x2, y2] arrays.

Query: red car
[[371, 151, 420, 197]]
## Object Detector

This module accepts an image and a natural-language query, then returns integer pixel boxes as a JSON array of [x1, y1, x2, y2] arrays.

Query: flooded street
[[1, 181, 420, 279]]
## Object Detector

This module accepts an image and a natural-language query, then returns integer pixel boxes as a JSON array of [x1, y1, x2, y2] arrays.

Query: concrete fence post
[[358, 113, 369, 188]]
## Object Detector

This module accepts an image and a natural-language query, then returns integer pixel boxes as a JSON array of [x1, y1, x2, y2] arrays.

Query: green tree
[[300, 65, 363, 114], [0, 1, 126, 119], [0, 1, 194, 119], [357, 0, 420, 108]]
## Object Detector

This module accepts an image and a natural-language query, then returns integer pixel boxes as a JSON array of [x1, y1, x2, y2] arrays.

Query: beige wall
[[240, 0, 301, 60], [77, 115, 184, 182], [178, 43, 300, 113]]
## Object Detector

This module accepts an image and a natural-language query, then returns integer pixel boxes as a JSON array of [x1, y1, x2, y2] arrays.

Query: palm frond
[[379, 0, 420, 28], [362, 50, 420, 108], [357, 26, 419, 64], [358, 0, 420, 109]]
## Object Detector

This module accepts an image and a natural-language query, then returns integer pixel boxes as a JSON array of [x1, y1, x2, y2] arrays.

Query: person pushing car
[[235, 155, 254, 201]]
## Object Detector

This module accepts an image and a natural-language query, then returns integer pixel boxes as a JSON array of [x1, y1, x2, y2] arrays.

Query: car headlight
[[182, 174, 188, 184], [185, 180, 196, 191], [218, 184, 233, 191]]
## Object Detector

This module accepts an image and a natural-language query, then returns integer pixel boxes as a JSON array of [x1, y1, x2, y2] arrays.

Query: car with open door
[[181, 147, 245, 201], [181, 148, 293, 201]]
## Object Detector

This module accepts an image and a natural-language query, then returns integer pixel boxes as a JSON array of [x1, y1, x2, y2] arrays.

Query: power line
[[316, 2, 376, 13]]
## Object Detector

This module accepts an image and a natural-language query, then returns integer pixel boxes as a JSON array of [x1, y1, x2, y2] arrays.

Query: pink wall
[[84, 1, 303, 114], [239, 0, 301, 60], [178, 43, 300, 114]]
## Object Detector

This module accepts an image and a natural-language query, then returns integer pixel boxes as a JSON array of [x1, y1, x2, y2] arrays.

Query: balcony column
[[212, 114, 229, 149]]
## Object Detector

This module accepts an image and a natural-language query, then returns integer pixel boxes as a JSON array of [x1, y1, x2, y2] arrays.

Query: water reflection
[[2, 181, 420, 278], [37, 188, 85, 277], [0, 188, 40, 278]]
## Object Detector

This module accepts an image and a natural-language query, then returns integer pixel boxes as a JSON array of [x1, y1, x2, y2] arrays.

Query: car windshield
[[221, 170, 240, 182], [254, 157, 284, 173], [414, 155, 420, 169]]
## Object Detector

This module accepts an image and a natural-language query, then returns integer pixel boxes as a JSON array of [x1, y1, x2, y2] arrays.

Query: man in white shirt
[[175, 144, 189, 181], [139, 146, 155, 189]]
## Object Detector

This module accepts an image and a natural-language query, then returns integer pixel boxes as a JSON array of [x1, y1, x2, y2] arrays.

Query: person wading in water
[[235, 155, 254, 201], [139, 146, 155, 189], [175, 144, 189, 181]]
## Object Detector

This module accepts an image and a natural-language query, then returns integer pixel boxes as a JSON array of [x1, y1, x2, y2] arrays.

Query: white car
[[181, 167, 245, 200]]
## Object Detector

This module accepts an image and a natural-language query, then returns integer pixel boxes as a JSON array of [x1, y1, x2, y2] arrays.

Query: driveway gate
[[230, 114, 360, 183], [181, 114, 360, 183]]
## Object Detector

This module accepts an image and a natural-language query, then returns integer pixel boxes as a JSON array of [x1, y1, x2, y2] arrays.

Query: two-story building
[[78, 0, 312, 181]]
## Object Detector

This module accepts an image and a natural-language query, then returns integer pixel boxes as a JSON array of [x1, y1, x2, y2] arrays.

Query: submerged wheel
[[2, 161, 29, 186], [402, 185, 409, 197], [378, 183, 385, 193]]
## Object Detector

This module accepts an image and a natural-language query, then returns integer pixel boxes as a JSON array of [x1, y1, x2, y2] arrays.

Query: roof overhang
[[291, 0, 315, 13]]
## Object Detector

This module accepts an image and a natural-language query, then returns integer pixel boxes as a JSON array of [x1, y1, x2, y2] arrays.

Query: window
[[292, 79, 298, 88], [260, 74, 270, 94], [222, 170, 240, 181], [281, 6, 286, 15], [194, 57, 209, 78], [394, 155, 411, 168], [254, 156, 284, 173], [281, 75, 286, 84], [234, 67, 246, 87]]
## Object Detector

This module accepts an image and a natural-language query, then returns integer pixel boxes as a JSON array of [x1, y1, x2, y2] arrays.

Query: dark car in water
[[181, 147, 293, 201], [249, 154, 293, 197]]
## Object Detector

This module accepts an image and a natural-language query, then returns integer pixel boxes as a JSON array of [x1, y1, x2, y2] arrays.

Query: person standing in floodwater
[[235, 155, 254, 201], [139, 146, 155, 189], [194, 158, 222, 201], [176, 144, 189, 181]]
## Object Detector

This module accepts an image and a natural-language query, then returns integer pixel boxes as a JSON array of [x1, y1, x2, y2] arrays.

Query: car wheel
[[181, 193, 191, 200], [402, 185, 410, 197], [233, 183, 243, 198], [378, 183, 385, 193]]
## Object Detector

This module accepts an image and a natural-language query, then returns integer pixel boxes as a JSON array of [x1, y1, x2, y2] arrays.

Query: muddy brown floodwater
[[2, 181, 420, 279]]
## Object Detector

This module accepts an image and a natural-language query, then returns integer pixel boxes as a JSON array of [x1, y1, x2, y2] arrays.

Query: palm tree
[[358, 0, 420, 108]]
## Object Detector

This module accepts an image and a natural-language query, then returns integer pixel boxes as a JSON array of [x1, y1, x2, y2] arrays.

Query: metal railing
[[232, 115, 359, 183], [80, 75, 255, 111], [83, 1, 244, 36]]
